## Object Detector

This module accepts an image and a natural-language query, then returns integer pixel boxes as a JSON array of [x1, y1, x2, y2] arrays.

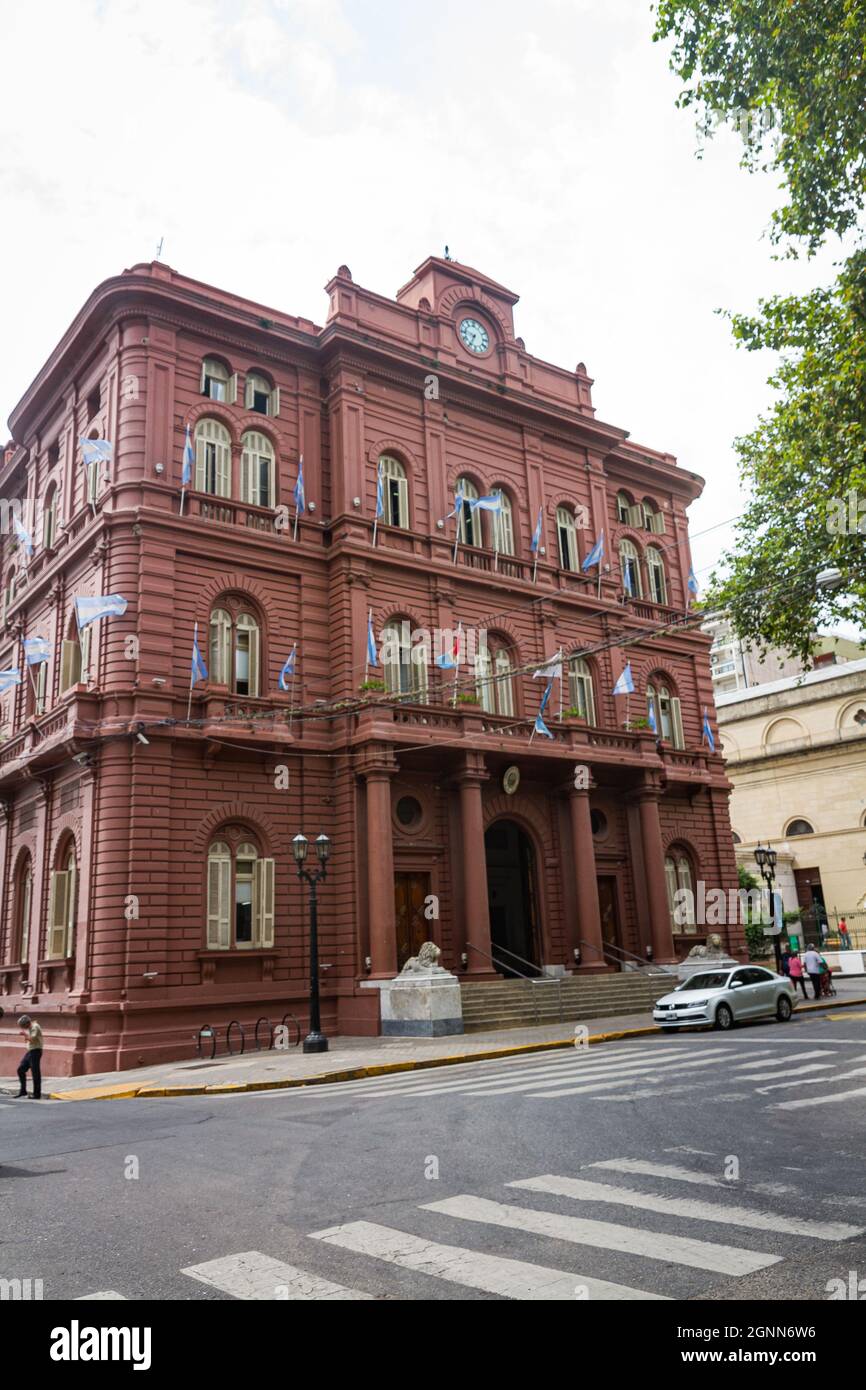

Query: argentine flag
[[435, 628, 461, 671], [13, 515, 33, 557], [191, 623, 208, 685], [688, 566, 700, 597], [23, 637, 50, 666], [647, 698, 657, 734], [366, 612, 378, 668], [702, 707, 715, 752], [294, 455, 306, 514], [74, 594, 128, 629], [0, 667, 22, 692], [79, 438, 113, 466], [279, 645, 297, 691], [375, 461, 385, 519], [612, 663, 635, 697], [469, 493, 503, 513], [182, 424, 195, 487], [530, 508, 543, 553], [582, 531, 604, 571]]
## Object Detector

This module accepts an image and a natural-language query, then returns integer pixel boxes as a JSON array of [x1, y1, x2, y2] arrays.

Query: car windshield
[[677, 972, 731, 992]]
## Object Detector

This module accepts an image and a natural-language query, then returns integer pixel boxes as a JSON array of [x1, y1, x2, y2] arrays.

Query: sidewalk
[[7, 979, 866, 1103]]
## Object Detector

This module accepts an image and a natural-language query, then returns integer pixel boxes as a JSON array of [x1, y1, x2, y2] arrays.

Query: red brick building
[[0, 255, 741, 1076]]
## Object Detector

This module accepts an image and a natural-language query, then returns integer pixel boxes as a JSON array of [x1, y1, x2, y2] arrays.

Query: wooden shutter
[[396, 472, 409, 529], [60, 639, 77, 690], [627, 503, 644, 527], [247, 622, 260, 696], [671, 697, 685, 749], [199, 360, 209, 393], [35, 662, 47, 715], [255, 857, 275, 948], [48, 871, 70, 958], [80, 626, 92, 683], [239, 442, 253, 504], [207, 854, 231, 948], [227, 373, 238, 405], [270, 386, 280, 418], [216, 436, 231, 497], [651, 511, 666, 534]]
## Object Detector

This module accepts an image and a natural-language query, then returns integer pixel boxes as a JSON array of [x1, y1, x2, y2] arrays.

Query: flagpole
[[558, 650, 564, 722], [289, 650, 297, 734], [187, 622, 197, 724], [365, 609, 371, 683], [452, 622, 462, 708], [293, 504, 299, 542], [372, 514, 379, 549], [597, 562, 602, 599], [532, 552, 538, 585]]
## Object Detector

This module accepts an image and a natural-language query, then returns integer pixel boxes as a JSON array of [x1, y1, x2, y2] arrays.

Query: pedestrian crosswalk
[[246, 1038, 866, 1111], [70, 1151, 865, 1302]]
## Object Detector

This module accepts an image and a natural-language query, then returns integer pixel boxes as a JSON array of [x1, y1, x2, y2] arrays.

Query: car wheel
[[714, 1003, 734, 1031], [776, 995, 793, 1022]]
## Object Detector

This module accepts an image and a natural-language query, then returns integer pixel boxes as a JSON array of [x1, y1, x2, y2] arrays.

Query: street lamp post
[[754, 842, 781, 972], [293, 831, 331, 1054]]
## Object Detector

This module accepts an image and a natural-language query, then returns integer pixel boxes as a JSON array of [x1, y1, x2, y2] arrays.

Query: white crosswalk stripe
[[757, 1061, 866, 1094], [421, 1194, 780, 1275], [181, 1251, 374, 1300], [309, 1220, 667, 1300], [507, 1174, 863, 1241], [769, 1082, 866, 1111], [75, 1291, 127, 1300]]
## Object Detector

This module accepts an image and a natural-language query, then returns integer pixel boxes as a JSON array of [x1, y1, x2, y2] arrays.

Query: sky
[[0, 0, 848, 595]]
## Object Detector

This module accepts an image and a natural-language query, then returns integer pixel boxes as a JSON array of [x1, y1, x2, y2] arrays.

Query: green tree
[[653, 1, 866, 661]]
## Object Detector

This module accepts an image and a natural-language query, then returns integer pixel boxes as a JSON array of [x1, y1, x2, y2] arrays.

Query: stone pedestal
[[379, 973, 464, 1037]]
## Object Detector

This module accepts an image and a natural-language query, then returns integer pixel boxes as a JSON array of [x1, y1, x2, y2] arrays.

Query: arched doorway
[[485, 819, 540, 975]]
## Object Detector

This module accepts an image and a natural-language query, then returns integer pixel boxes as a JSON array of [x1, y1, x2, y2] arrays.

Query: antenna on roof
[[156, 236, 164, 260], [444, 245, 452, 261]]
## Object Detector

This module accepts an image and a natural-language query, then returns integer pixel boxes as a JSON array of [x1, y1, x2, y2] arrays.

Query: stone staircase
[[460, 971, 677, 1033]]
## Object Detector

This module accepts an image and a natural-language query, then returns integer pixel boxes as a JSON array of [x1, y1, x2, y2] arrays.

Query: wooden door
[[394, 872, 431, 968], [597, 876, 621, 968]]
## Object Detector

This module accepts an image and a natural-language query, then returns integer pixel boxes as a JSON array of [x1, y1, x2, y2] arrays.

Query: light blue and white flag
[[23, 637, 50, 666], [375, 460, 385, 519], [74, 594, 128, 629], [279, 644, 297, 691], [533, 679, 554, 739], [582, 530, 604, 571], [469, 493, 503, 514], [366, 611, 378, 668], [13, 515, 33, 558], [447, 487, 466, 519], [191, 623, 208, 685], [623, 561, 635, 596], [534, 711, 554, 739], [539, 677, 554, 715], [79, 438, 113, 467], [647, 697, 657, 734], [688, 566, 700, 597], [0, 667, 22, 692], [533, 652, 563, 681], [612, 663, 635, 697], [293, 455, 306, 515], [702, 706, 715, 752], [530, 507, 543, 554], [435, 626, 462, 671], [182, 424, 195, 487]]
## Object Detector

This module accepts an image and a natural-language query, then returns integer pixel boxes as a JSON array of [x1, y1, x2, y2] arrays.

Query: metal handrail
[[578, 937, 675, 974], [465, 942, 564, 1024]]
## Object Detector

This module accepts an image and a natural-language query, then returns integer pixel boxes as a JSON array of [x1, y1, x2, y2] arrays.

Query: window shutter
[[244, 376, 253, 410], [412, 645, 429, 704], [240, 444, 252, 504], [60, 639, 76, 690], [87, 460, 99, 504], [80, 626, 92, 683], [627, 503, 644, 527], [207, 855, 231, 949], [671, 697, 685, 749], [48, 871, 70, 958], [216, 436, 231, 497], [227, 373, 238, 405], [35, 662, 47, 715], [270, 386, 280, 417], [247, 622, 260, 696], [652, 511, 666, 535], [194, 430, 207, 492], [255, 858, 275, 948], [395, 474, 409, 529], [199, 360, 208, 394]]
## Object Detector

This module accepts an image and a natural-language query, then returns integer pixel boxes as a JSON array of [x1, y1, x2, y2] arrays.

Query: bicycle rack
[[225, 1019, 246, 1055], [279, 1013, 301, 1048], [196, 1024, 217, 1060], [254, 1016, 274, 1051]]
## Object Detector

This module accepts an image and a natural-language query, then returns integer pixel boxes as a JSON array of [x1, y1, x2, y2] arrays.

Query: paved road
[[3, 1009, 866, 1301]]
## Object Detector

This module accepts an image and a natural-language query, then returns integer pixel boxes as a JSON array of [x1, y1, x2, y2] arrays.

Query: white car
[[653, 966, 798, 1032]]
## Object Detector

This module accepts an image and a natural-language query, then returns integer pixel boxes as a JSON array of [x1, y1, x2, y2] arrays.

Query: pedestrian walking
[[15, 1014, 43, 1099], [788, 952, 808, 999], [838, 918, 851, 950], [803, 945, 824, 1001], [779, 947, 792, 976]]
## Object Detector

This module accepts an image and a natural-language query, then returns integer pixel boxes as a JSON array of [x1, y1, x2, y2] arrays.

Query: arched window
[[620, 538, 642, 597], [568, 657, 596, 724], [25, 652, 48, 718], [731, 832, 742, 845], [665, 851, 696, 932], [207, 836, 274, 950], [42, 486, 58, 551], [209, 607, 261, 696], [83, 431, 102, 506], [556, 507, 579, 570], [194, 419, 232, 497], [200, 358, 234, 403], [476, 640, 514, 716], [245, 372, 278, 416], [642, 499, 665, 534], [48, 842, 77, 959], [786, 818, 814, 837], [16, 855, 33, 963], [456, 476, 479, 546], [647, 681, 684, 748], [60, 613, 91, 691], [240, 431, 275, 509], [646, 546, 667, 604], [491, 488, 515, 556], [616, 492, 632, 524], [381, 621, 428, 704], [380, 455, 409, 529]]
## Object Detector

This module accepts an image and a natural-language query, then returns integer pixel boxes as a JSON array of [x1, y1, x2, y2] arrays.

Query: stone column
[[566, 784, 606, 970], [455, 754, 494, 976], [634, 781, 676, 963], [361, 751, 397, 979]]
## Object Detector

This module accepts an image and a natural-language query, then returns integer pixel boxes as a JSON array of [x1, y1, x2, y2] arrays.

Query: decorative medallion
[[503, 765, 520, 796]]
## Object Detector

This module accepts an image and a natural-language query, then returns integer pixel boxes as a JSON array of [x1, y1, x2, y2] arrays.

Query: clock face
[[458, 317, 490, 354]]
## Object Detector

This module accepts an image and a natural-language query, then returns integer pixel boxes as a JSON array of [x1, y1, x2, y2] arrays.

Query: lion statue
[[399, 941, 449, 975], [684, 932, 726, 959]]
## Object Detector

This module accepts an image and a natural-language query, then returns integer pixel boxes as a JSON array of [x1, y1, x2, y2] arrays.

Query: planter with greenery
[[455, 692, 480, 706], [359, 679, 386, 693]]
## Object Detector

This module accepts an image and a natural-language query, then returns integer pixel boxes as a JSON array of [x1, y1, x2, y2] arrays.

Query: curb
[[46, 994, 866, 1102]]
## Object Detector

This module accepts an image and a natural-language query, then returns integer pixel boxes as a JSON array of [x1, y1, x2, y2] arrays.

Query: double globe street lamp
[[292, 831, 331, 1054]]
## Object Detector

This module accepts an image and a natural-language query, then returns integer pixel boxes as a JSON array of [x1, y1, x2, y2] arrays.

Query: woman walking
[[788, 952, 809, 999]]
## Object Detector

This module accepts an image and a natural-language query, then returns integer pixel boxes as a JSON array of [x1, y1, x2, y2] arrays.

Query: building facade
[[717, 657, 866, 923], [704, 616, 863, 696], [0, 256, 740, 1076]]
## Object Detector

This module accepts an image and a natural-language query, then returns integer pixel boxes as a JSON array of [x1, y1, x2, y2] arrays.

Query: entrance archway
[[485, 819, 540, 975]]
